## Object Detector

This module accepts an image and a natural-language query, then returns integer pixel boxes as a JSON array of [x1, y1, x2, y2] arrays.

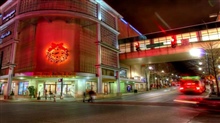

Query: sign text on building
[[3, 10, 16, 21]]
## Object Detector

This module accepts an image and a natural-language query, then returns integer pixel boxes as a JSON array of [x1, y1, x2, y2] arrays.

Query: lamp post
[[146, 66, 153, 91]]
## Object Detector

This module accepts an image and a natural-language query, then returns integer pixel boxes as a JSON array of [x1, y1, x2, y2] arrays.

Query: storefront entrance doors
[[45, 84, 56, 94]]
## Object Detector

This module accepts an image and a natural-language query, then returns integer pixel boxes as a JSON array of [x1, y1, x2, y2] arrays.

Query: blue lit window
[[18, 82, 29, 95]]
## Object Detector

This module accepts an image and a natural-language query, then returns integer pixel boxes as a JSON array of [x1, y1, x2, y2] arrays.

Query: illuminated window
[[18, 82, 29, 95], [153, 38, 160, 49], [158, 37, 167, 48], [120, 70, 127, 78], [208, 28, 220, 40], [200, 28, 220, 41], [201, 30, 209, 41], [182, 33, 190, 40], [189, 32, 198, 42]]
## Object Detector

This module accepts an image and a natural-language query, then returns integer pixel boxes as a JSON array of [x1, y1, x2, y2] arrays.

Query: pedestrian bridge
[[120, 40, 220, 65], [119, 21, 220, 65]]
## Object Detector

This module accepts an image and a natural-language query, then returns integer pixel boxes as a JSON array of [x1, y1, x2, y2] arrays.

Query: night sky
[[105, 0, 219, 34], [0, 0, 6, 6]]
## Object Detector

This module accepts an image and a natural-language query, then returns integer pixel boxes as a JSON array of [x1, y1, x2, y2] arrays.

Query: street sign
[[146, 42, 164, 48]]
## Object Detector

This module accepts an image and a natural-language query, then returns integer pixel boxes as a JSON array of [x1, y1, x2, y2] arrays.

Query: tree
[[199, 40, 220, 96], [28, 86, 36, 98], [145, 63, 176, 89]]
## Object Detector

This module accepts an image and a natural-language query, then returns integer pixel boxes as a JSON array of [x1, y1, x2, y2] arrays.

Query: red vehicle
[[179, 79, 206, 94]]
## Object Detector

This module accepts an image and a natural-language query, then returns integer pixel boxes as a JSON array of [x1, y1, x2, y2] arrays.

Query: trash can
[[134, 89, 138, 93]]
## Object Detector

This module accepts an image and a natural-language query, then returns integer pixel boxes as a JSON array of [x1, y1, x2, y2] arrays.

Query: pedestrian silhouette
[[83, 91, 87, 102], [88, 90, 96, 103], [45, 89, 48, 100], [49, 90, 53, 100]]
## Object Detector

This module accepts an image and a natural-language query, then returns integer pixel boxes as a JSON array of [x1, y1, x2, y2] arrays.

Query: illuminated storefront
[[0, 0, 123, 99]]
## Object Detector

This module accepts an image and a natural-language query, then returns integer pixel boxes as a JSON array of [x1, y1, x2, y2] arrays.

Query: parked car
[[179, 79, 206, 94]]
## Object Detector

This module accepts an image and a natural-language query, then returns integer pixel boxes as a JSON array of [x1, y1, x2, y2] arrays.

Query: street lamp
[[149, 66, 153, 70], [189, 48, 204, 57], [147, 66, 154, 91]]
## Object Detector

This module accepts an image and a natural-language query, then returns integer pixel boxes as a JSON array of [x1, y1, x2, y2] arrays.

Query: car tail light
[[196, 87, 200, 90]]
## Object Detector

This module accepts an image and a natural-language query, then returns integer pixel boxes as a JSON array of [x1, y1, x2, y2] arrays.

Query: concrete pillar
[[115, 15, 121, 95], [6, 42, 17, 99], [96, 3, 103, 94], [146, 68, 150, 91]]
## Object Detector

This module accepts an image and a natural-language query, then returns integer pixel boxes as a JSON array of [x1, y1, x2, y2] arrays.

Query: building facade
[[0, 0, 147, 99]]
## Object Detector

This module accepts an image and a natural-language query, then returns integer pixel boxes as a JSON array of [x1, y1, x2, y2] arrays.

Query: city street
[[0, 87, 220, 123]]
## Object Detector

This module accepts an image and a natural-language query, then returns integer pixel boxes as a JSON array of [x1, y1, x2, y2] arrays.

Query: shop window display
[[18, 82, 29, 95]]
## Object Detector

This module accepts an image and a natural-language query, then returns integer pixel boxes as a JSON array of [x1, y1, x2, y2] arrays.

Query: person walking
[[45, 89, 48, 100], [49, 90, 53, 100], [88, 90, 96, 103], [83, 91, 87, 102], [53, 93, 56, 102]]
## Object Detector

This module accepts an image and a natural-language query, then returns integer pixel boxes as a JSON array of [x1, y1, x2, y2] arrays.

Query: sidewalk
[[0, 87, 179, 103], [0, 91, 144, 103]]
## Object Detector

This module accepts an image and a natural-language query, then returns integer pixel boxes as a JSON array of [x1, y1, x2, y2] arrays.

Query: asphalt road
[[0, 87, 220, 123]]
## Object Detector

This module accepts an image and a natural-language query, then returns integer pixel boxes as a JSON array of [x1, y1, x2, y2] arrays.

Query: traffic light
[[135, 42, 141, 51], [171, 35, 177, 48]]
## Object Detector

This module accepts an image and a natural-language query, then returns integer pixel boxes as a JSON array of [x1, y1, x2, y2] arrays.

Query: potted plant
[[28, 86, 35, 98]]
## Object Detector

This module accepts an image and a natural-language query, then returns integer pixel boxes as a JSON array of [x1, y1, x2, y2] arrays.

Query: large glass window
[[86, 81, 96, 91], [119, 43, 131, 53], [120, 70, 127, 78], [0, 83, 5, 95], [153, 38, 160, 49], [201, 30, 209, 41], [208, 28, 220, 40], [158, 37, 168, 48], [18, 82, 29, 95], [139, 39, 150, 50], [201, 28, 220, 41]]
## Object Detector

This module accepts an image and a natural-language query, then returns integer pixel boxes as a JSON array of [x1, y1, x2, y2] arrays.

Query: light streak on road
[[173, 99, 199, 104]]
